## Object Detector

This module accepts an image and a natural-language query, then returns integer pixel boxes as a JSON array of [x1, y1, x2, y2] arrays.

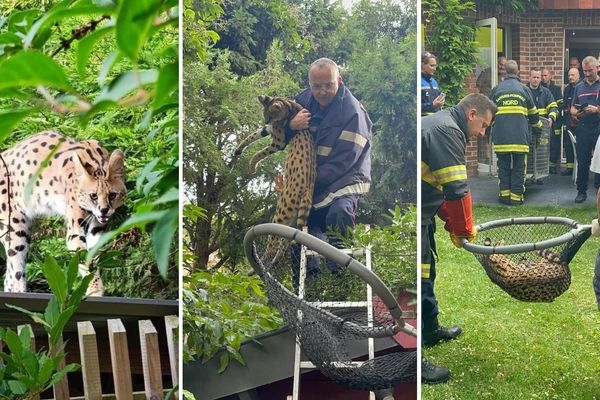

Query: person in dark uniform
[[541, 67, 563, 174], [570, 55, 600, 203], [421, 51, 445, 116], [527, 68, 558, 184], [561, 67, 582, 176], [421, 93, 497, 384], [286, 58, 373, 283], [490, 60, 542, 205]]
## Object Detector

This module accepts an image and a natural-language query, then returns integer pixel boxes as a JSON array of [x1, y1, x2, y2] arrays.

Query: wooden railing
[[20, 315, 178, 400]]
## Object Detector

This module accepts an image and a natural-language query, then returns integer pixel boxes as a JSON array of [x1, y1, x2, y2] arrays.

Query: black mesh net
[[245, 225, 417, 390], [465, 217, 591, 302]]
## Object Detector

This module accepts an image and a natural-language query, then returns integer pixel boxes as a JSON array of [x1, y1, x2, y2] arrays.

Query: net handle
[[243, 223, 416, 336], [460, 216, 591, 255]]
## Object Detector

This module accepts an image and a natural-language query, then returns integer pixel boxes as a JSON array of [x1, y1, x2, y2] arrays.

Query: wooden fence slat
[[164, 315, 178, 388], [108, 318, 133, 400], [53, 334, 70, 400], [139, 320, 163, 399], [17, 325, 39, 400], [77, 321, 102, 400]]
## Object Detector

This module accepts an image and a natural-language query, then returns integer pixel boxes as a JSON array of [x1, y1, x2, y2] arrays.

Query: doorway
[[564, 28, 600, 80]]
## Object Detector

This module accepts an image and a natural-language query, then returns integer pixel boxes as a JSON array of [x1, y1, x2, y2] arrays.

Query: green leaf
[[218, 351, 230, 373], [43, 296, 61, 329], [76, 25, 113, 77], [42, 256, 67, 305], [49, 306, 75, 345], [116, 0, 161, 61], [5, 304, 49, 328], [152, 207, 177, 278], [94, 69, 158, 103], [23, 2, 114, 50], [68, 273, 94, 310], [152, 62, 178, 110], [0, 52, 72, 91], [98, 50, 122, 86], [0, 109, 35, 142], [46, 363, 80, 388], [7, 380, 27, 395], [37, 354, 55, 386], [21, 351, 40, 380], [66, 251, 81, 289], [3, 329, 23, 360]]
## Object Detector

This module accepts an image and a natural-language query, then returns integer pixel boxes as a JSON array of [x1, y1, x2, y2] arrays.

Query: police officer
[[421, 51, 445, 116], [421, 93, 497, 383], [490, 60, 543, 205]]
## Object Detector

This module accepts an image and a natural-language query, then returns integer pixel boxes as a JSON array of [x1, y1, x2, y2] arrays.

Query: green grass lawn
[[422, 204, 600, 400]]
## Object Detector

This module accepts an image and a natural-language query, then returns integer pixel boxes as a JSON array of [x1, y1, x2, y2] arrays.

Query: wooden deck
[[0, 292, 177, 334]]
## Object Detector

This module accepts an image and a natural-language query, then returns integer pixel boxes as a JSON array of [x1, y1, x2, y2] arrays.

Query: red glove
[[437, 191, 477, 247]]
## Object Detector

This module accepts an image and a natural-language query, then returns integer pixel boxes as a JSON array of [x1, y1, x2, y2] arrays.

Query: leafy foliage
[[0, 253, 92, 398], [351, 205, 418, 292], [182, 270, 283, 372], [183, 46, 298, 271], [422, 0, 478, 105], [0, 1, 178, 297]]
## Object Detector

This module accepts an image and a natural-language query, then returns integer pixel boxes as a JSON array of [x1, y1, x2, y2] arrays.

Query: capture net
[[462, 216, 591, 302], [243, 223, 417, 390]]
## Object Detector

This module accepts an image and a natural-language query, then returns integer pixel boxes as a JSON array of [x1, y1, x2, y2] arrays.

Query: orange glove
[[438, 191, 476, 247]]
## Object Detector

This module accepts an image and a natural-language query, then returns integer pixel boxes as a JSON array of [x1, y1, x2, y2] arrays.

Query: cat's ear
[[258, 95, 271, 106], [72, 151, 93, 179], [107, 149, 125, 179]]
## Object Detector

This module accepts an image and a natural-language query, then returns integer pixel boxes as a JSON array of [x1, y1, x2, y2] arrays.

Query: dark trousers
[[421, 221, 438, 328], [575, 124, 600, 193], [496, 152, 527, 202], [563, 127, 575, 171], [291, 194, 359, 287], [549, 126, 562, 168]]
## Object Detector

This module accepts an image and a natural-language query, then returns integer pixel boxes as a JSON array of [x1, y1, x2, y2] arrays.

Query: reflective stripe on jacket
[[421, 106, 470, 224], [295, 85, 372, 209], [490, 75, 542, 153]]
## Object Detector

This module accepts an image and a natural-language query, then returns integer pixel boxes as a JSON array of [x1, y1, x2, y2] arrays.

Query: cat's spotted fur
[[0, 132, 126, 295]]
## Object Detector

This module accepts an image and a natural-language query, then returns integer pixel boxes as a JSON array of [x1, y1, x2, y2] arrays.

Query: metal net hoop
[[243, 223, 417, 390], [461, 216, 591, 302]]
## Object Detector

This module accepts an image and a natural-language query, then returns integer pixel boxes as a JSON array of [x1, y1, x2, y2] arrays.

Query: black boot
[[422, 317, 462, 347], [421, 356, 450, 384]]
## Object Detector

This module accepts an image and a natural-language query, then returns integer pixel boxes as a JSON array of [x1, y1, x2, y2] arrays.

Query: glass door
[[475, 18, 497, 176]]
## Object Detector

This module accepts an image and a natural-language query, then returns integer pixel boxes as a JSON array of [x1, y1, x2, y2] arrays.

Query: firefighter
[[541, 67, 563, 174], [490, 60, 543, 205], [421, 93, 497, 384], [570, 55, 600, 203], [527, 68, 558, 183]]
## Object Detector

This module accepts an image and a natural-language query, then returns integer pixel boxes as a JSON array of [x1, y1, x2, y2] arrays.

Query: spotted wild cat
[[235, 95, 316, 264], [0, 132, 126, 295]]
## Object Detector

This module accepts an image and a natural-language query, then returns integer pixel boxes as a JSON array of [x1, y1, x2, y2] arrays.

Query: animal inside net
[[249, 232, 417, 390], [467, 219, 590, 302]]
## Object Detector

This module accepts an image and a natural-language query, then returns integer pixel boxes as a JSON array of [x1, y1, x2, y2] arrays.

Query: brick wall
[[461, 8, 600, 175]]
